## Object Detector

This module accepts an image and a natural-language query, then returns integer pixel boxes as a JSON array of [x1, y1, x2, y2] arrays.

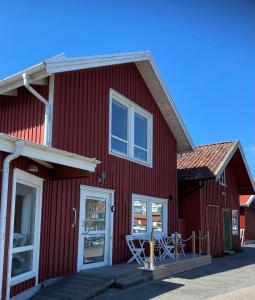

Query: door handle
[[72, 207, 77, 228]]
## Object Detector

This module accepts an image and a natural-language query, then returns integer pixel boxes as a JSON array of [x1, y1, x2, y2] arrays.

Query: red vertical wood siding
[[0, 85, 48, 144], [46, 63, 178, 274], [241, 206, 255, 240], [178, 162, 242, 256]]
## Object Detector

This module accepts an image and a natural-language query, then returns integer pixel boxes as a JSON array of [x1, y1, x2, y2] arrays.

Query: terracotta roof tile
[[177, 141, 236, 181], [240, 195, 251, 205]]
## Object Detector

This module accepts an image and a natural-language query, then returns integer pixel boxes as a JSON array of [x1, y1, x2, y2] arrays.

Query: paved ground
[[94, 244, 255, 300]]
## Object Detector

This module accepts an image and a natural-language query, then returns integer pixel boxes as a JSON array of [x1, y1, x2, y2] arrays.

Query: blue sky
[[1, 0, 254, 176]]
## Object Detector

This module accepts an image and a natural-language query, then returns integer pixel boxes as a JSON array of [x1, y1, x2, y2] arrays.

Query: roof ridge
[[195, 140, 238, 148]]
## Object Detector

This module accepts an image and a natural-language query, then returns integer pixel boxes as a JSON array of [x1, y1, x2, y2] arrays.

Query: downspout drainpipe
[[22, 73, 51, 146], [0, 141, 23, 300]]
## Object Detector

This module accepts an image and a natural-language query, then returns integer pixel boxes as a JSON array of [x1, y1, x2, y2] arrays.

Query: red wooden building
[[177, 141, 254, 256], [0, 52, 193, 299], [240, 194, 255, 242]]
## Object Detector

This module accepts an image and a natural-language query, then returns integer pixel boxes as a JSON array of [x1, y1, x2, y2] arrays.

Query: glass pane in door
[[83, 198, 106, 265]]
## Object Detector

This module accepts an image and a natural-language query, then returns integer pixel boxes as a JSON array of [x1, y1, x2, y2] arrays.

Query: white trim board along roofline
[[214, 141, 255, 194], [0, 133, 100, 172], [0, 51, 194, 153]]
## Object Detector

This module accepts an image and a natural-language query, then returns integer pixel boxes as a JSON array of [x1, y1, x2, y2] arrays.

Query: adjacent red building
[[240, 194, 255, 242], [177, 142, 254, 256], [0, 52, 193, 299]]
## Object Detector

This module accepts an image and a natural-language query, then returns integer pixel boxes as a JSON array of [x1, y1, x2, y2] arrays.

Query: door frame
[[77, 185, 114, 271], [223, 208, 232, 251], [6, 169, 43, 299]]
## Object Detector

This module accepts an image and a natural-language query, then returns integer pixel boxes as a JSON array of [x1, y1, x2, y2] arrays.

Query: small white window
[[219, 169, 226, 185], [132, 194, 167, 236], [109, 89, 153, 166], [232, 210, 239, 235]]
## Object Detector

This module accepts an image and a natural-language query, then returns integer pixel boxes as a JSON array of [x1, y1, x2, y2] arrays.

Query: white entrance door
[[78, 186, 114, 270]]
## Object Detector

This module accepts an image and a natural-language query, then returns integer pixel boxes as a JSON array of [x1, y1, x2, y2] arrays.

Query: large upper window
[[132, 194, 167, 236], [110, 89, 153, 166]]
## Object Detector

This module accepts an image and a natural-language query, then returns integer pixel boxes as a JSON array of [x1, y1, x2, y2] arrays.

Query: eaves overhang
[[0, 51, 194, 153]]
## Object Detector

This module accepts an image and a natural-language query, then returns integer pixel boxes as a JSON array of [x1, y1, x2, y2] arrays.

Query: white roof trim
[[240, 195, 255, 207], [215, 141, 255, 193], [0, 51, 193, 153], [0, 133, 100, 172]]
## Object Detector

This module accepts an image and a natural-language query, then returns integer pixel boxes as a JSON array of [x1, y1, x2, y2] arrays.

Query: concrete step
[[114, 273, 152, 289]]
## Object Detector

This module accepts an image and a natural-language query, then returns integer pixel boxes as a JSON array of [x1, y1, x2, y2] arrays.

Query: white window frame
[[131, 194, 168, 237], [232, 209, 239, 235], [219, 169, 226, 186], [109, 89, 153, 167], [7, 169, 43, 292]]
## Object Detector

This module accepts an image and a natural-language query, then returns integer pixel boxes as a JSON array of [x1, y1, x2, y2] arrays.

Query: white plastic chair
[[161, 237, 175, 259], [125, 235, 145, 264], [171, 233, 186, 256]]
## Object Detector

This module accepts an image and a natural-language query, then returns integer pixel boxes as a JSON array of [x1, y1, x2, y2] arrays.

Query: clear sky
[[1, 0, 254, 176]]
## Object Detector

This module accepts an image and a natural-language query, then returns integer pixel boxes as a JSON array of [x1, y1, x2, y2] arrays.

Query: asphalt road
[[94, 244, 255, 300]]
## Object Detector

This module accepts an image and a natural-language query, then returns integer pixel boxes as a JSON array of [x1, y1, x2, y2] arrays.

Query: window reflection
[[133, 200, 147, 233], [152, 202, 163, 232]]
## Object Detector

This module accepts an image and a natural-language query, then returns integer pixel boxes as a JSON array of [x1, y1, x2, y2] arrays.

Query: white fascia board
[[0, 64, 49, 95], [136, 56, 194, 153], [0, 133, 100, 172], [214, 141, 239, 180], [215, 141, 255, 193], [45, 51, 151, 74]]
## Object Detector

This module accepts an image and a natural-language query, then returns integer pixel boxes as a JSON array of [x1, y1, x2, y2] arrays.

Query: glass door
[[78, 187, 112, 270]]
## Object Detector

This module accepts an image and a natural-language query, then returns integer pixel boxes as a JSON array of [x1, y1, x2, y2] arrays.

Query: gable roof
[[177, 141, 236, 181], [0, 51, 193, 153], [240, 195, 255, 207], [177, 141, 255, 194]]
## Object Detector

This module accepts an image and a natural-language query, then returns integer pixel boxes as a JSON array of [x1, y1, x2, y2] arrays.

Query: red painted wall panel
[[178, 162, 241, 256], [43, 63, 178, 277], [241, 207, 255, 240], [0, 85, 48, 144]]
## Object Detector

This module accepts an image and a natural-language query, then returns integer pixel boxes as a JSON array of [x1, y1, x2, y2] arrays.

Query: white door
[[78, 186, 114, 270]]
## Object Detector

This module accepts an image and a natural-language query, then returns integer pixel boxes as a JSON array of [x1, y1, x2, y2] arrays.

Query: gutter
[[0, 141, 23, 300], [22, 73, 52, 146]]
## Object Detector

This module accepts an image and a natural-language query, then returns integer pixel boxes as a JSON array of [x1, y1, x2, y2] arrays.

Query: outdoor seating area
[[125, 232, 186, 266]]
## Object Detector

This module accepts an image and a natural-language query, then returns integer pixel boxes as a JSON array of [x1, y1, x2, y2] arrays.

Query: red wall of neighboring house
[[178, 164, 241, 256], [240, 204, 255, 241], [0, 85, 48, 144]]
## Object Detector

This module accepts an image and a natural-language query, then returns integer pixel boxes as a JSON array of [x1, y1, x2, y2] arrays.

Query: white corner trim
[[0, 133, 100, 172], [47, 74, 55, 147]]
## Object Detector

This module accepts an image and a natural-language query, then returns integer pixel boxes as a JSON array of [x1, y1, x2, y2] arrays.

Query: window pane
[[133, 200, 147, 233], [85, 199, 106, 231], [112, 100, 128, 140], [13, 183, 36, 248], [111, 137, 128, 154], [134, 113, 147, 149], [84, 234, 105, 265], [232, 210, 238, 235], [134, 147, 147, 162], [152, 202, 163, 232], [11, 250, 33, 277]]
